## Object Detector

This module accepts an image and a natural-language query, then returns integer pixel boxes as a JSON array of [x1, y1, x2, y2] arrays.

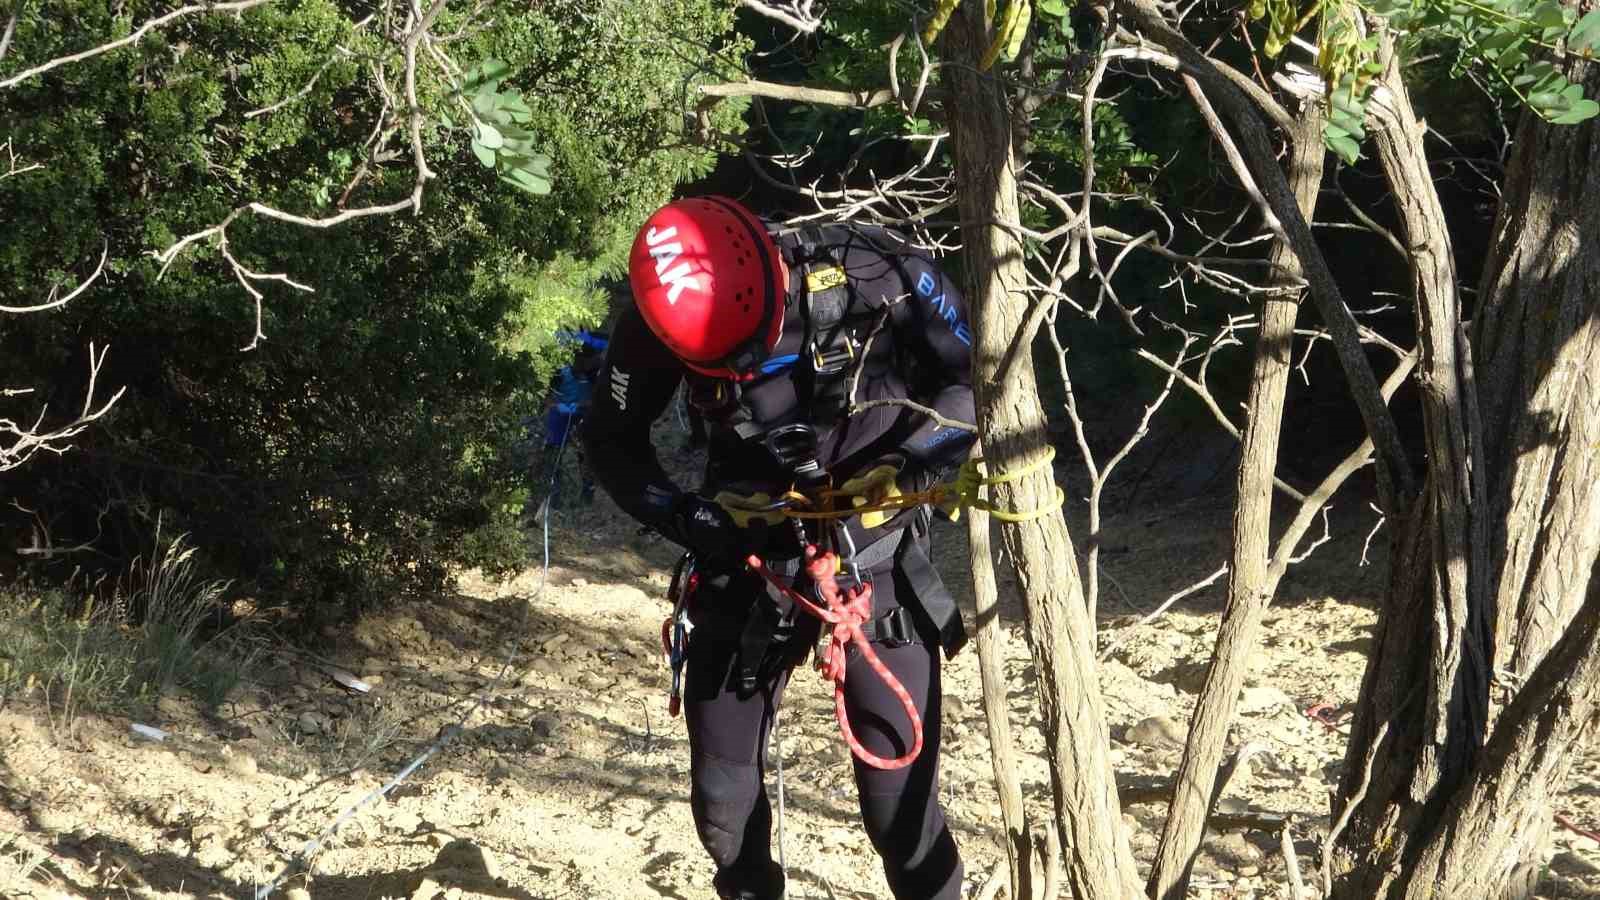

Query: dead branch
[[700, 79, 899, 110], [142, 0, 446, 347], [1323, 722, 1390, 897], [1097, 564, 1228, 661], [1, 342, 126, 473], [0, 0, 274, 90], [1282, 821, 1308, 900], [0, 2, 17, 63], [1, 138, 41, 178], [737, 0, 823, 34], [1050, 314, 1189, 624], [1121, 0, 1415, 509], [0, 241, 107, 314]]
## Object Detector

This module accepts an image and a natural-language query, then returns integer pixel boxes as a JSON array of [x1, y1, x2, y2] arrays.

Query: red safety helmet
[[628, 196, 788, 380]]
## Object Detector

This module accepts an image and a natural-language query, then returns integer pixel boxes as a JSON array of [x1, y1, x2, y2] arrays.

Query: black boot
[[713, 861, 784, 900]]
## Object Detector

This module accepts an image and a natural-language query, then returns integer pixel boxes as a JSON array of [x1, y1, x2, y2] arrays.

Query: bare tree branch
[[700, 78, 900, 110], [1120, 0, 1415, 509], [0, 0, 274, 90], [1, 137, 41, 178], [737, 0, 823, 34], [0, 2, 19, 65], [1, 342, 126, 473], [0, 241, 106, 313]]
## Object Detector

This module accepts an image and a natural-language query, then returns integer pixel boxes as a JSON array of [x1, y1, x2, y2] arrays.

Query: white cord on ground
[[772, 706, 787, 888], [252, 455, 555, 899]]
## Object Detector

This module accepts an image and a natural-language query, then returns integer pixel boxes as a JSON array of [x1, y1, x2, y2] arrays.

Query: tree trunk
[[1471, 11, 1600, 675], [969, 502, 1035, 900], [1147, 108, 1324, 900], [942, 5, 1143, 897], [1335, 32, 1600, 900], [1331, 43, 1494, 899]]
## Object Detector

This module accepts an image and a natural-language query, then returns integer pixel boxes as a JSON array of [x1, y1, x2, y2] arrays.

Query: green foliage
[[1248, 0, 1600, 162], [454, 58, 555, 195], [1, 0, 740, 615]]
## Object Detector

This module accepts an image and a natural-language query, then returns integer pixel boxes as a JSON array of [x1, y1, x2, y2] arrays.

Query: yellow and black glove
[[837, 455, 912, 529]]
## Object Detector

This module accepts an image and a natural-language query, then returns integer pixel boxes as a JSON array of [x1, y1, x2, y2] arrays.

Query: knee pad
[[691, 752, 762, 866]]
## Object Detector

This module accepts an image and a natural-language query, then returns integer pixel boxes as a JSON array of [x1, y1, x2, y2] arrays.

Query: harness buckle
[[875, 607, 915, 648], [809, 334, 858, 376], [764, 423, 829, 490]]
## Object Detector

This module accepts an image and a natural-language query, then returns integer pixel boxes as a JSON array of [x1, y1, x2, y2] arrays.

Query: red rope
[[746, 546, 924, 771]]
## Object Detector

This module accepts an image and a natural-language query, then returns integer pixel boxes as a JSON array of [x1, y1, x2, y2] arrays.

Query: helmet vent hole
[[743, 303, 752, 313]]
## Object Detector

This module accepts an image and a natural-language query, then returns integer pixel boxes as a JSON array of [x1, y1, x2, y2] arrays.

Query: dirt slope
[[4, 483, 1600, 899]]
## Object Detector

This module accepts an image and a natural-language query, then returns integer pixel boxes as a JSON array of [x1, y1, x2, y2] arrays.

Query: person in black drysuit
[[585, 205, 976, 900]]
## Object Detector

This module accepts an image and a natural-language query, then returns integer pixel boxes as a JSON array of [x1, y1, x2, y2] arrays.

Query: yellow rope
[[773, 447, 1064, 524]]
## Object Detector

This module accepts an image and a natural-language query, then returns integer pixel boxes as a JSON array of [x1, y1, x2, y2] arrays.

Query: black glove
[[671, 494, 752, 564], [672, 494, 801, 564]]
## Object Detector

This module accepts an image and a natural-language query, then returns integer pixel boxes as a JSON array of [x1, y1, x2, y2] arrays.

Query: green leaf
[[500, 169, 552, 195], [1532, 0, 1569, 30], [476, 122, 504, 150], [1037, 0, 1067, 16], [1570, 10, 1600, 53], [1551, 97, 1600, 123], [472, 90, 499, 119], [1324, 127, 1362, 164], [471, 139, 496, 168], [464, 58, 511, 89]]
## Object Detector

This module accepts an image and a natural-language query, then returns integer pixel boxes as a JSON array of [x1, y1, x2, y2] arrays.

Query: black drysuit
[[584, 222, 977, 900]]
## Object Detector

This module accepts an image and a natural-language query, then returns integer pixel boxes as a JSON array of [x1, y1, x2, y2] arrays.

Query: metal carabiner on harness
[[661, 552, 698, 717]]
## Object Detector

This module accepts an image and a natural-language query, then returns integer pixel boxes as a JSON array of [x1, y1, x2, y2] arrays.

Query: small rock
[[579, 672, 611, 692], [529, 715, 558, 740], [286, 889, 312, 900], [1207, 832, 1262, 867], [157, 799, 186, 826], [297, 712, 323, 735], [1551, 851, 1600, 877], [944, 696, 968, 719], [389, 807, 423, 834], [432, 838, 501, 880], [1238, 864, 1261, 877], [488, 760, 514, 783], [425, 831, 454, 849], [248, 812, 271, 830], [411, 877, 443, 900], [444, 889, 464, 900], [227, 751, 258, 778], [571, 577, 589, 587], [364, 674, 384, 687], [1239, 685, 1292, 714], [1124, 716, 1187, 750]]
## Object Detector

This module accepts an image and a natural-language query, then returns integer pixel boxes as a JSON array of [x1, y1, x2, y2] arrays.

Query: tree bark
[[1471, 18, 1600, 675], [942, 4, 1143, 897], [1331, 42, 1495, 899], [1335, 29, 1600, 900], [969, 502, 1035, 900], [1146, 106, 1325, 900]]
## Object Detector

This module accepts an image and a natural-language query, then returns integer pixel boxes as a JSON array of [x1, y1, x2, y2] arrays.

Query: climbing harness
[[746, 539, 926, 771]]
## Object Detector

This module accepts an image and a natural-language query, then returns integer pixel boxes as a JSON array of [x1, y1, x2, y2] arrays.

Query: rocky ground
[[4, 443, 1600, 899]]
